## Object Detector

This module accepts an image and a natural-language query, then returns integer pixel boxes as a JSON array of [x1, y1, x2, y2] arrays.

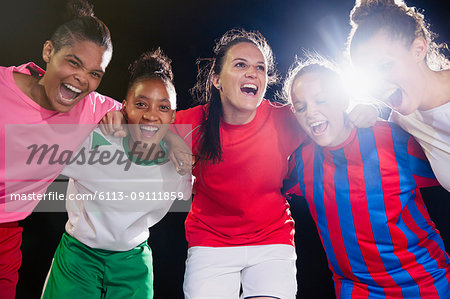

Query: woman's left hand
[[348, 103, 379, 128], [165, 131, 193, 176]]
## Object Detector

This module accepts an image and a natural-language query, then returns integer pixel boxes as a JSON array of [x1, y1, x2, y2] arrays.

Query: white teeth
[[63, 83, 82, 93], [140, 125, 158, 132], [242, 83, 257, 90], [310, 121, 327, 128]]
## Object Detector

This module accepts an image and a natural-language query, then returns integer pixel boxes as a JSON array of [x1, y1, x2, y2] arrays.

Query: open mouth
[[310, 120, 328, 136], [59, 83, 82, 103], [140, 124, 159, 139], [387, 88, 402, 109], [240, 83, 258, 96]]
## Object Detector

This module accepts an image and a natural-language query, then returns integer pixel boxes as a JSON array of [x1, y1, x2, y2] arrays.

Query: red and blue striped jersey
[[284, 121, 450, 298]]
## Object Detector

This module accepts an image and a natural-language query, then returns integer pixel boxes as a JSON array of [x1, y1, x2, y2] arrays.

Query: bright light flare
[[341, 66, 380, 104]]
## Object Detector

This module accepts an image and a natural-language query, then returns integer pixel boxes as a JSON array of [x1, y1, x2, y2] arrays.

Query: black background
[[1, 0, 449, 298]]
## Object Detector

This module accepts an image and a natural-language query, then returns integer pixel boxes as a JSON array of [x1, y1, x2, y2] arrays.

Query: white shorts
[[183, 244, 297, 299]]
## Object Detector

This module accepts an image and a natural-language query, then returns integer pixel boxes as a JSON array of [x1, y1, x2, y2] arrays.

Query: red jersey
[[284, 122, 449, 298], [175, 100, 305, 247]]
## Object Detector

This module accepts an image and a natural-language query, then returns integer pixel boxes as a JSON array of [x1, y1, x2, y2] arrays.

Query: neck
[[14, 72, 51, 109], [419, 66, 450, 110], [222, 109, 257, 125], [329, 121, 354, 149]]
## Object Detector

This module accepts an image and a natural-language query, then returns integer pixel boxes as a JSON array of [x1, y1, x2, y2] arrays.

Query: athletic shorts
[[41, 233, 153, 299], [183, 244, 297, 299], [0, 222, 22, 299]]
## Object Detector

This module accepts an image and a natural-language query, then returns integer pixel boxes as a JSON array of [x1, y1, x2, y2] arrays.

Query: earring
[[216, 84, 221, 90]]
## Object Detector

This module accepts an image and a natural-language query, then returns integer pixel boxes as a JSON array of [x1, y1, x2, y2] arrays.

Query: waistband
[[0, 221, 19, 228]]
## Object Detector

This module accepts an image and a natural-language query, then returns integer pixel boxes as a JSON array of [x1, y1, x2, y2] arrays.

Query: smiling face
[[351, 30, 427, 115], [39, 39, 110, 113], [122, 78, 175, 153], [292, 72, 351, 148], [212, 42, 268, 124]]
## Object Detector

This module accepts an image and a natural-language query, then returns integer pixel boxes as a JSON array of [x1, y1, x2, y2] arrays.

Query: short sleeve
[[85, 92, 121, 123], [282, 150, 304, 199], [407, 135, 439, 188]]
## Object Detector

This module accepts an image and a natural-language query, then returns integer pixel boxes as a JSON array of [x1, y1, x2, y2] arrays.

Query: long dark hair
[[191, 28, 279, 164]]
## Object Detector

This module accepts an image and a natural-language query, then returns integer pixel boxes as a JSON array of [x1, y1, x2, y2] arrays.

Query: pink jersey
[[0, 63, 120, 223]]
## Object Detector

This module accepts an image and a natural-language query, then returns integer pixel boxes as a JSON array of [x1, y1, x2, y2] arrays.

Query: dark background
[[1, 0, 449, 298]]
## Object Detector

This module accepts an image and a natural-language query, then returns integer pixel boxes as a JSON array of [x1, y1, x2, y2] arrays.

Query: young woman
[[282, 55, 450, 298], [41, 48, 191, 299], [174, 28, 302, 299], [347, 0, 450, 191], [0, 1, 119, 297]]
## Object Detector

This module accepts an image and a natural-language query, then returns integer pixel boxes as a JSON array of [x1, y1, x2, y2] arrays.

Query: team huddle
[[0, 0, 449, 298]]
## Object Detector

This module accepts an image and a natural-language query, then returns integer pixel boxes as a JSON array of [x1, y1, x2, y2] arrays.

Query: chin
[[142, 135, 164, 146], [53, 105, 73, 113], [53, 99, 81, 113], [140, 139, 159, 147], [312, 135, 336, 147], [241, 102, 259, 112], [309, 135, 325, 147], [316, 141, 331, 147]]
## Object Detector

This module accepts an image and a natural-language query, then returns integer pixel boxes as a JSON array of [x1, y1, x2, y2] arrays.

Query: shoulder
[[260, 99, 292, 114], [0, 63, 44, 86], [76, 91, 121, 122], [374, 120, 410, 139], [174, 104, 206, 125], [262, 100, 298, 126], [360, 120, 414, 154], [0, 65, 12, 77], [83, 91, 121, 108], [10, 63, 45, 76], [362, 120, 407, 136], [260, 99, 304, 145]]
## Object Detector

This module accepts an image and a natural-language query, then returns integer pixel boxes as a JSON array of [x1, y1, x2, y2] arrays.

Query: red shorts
[[0, 222, 23, 299]]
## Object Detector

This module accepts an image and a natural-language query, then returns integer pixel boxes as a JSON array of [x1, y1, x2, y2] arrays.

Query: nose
[[143, 109, 159, 122], [304, 103, 319, 118], [245, 65, 257, 78], [73, 70, 89, 86]]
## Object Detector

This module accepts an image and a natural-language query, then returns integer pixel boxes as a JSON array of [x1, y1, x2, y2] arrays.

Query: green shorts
[[42, 233, 153, 299]]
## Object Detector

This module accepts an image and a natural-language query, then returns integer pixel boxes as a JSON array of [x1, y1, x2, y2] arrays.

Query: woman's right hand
[[99, 110, 128, 137]]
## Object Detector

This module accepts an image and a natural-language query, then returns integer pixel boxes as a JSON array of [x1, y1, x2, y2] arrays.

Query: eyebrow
[[293, 97, 305, 105], [232, 57, 266, 65], [66, 54, 105, 74], [136, 95, 170, 103]]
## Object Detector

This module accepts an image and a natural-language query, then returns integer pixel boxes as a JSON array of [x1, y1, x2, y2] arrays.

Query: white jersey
[[61, 128, 192, 251], [390, 102, 450, 191]]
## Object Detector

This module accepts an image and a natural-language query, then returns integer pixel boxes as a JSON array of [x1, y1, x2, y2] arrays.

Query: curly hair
[[127, 48, 176, 109], [347, 0, 449, 70]]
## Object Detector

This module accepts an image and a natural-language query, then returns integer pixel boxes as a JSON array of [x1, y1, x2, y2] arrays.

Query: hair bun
[[128, 47, 174, 83], [66, 0, 95, 19], [351, 0, 400, 25]]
